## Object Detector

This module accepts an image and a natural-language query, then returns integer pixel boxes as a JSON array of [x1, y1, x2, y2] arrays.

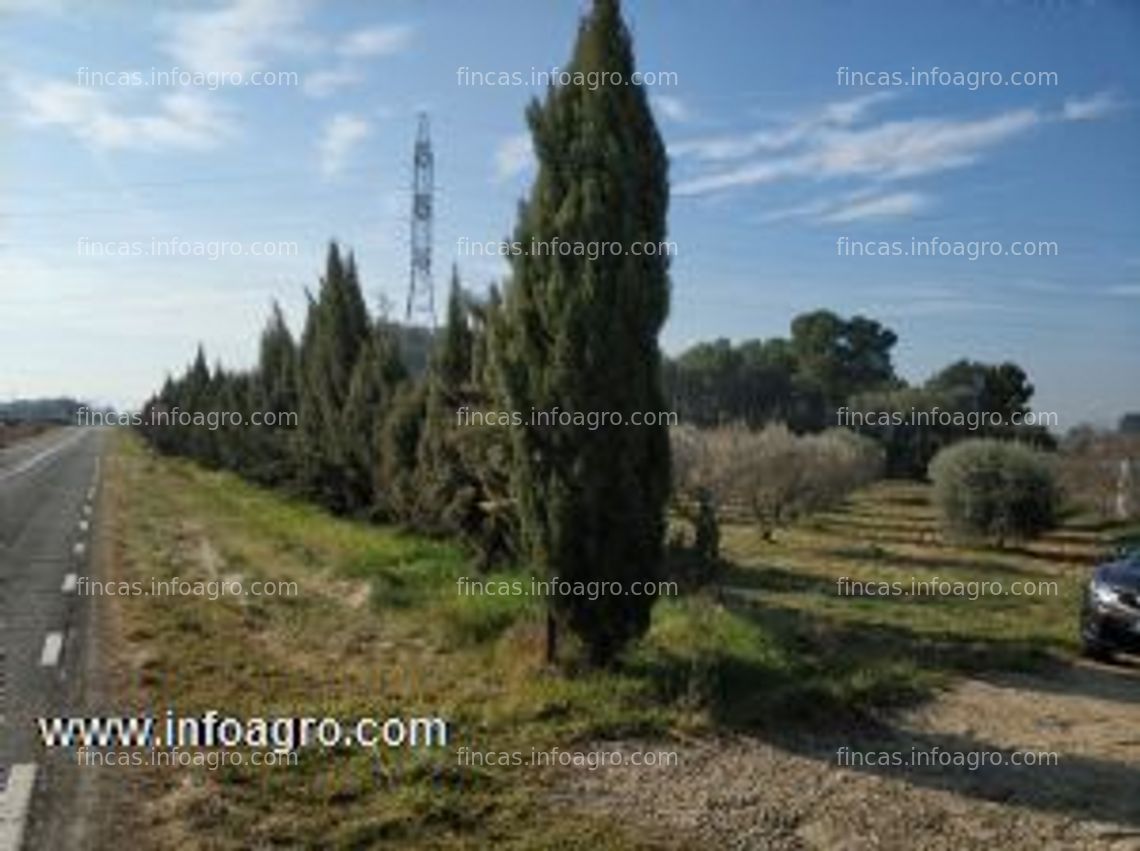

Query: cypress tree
[[215, 369, 252, 474], [295, 242, 373, 512], [437, 265, 474, 392], [416, 267, 477, 534], [294, 289, 326, 497], [343, 322, 408, 516], [183, 345, 213, 463], [258, 302, 299, 414], [252, 302, 299, 485], [378, 380, 428, 523], [492, 0, 672, 665]]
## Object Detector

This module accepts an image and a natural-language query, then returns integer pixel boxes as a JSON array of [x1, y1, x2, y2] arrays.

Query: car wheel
[[1081, 633, 1115, 662]]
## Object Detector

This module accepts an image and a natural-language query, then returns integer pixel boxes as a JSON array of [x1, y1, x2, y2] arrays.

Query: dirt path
[[555, 661, 1140, 849]]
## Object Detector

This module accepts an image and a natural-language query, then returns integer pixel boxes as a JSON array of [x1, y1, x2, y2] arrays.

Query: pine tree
[[491, 0, 672, 665]]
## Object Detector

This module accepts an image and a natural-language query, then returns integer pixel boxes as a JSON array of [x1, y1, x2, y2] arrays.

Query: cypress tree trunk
[[545, 610, 558, 665]]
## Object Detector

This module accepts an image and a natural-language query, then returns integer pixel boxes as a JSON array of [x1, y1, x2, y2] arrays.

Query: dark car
[[1081, 547, 1140, 660]]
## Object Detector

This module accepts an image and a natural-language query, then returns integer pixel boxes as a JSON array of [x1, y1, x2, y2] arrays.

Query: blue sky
[[2, 0, 1137, 428]]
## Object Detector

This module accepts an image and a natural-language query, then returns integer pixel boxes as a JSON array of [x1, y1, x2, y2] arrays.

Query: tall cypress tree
[[295, 242, 373, 512], [343, 321, 407, 516], [257, 305, 293, 480], [294, 289, 324, 495], [437, 265, 474, 392], [492, 0, 671, 665], [183, 344, 213, 463], [416, 267, 477, 533]]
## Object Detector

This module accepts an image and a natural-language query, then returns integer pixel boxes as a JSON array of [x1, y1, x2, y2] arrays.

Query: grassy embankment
[[96, 429, 1132, 848]]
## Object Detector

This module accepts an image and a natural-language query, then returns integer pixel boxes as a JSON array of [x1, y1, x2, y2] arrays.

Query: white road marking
[[86, 487, 95, 501], [78, 519, 89, 533], [72, 541, 86, 559], [62, 573, 77, 593], [0, 430, 84, 485], [82, 504, 92, 517], [40, 632, 64, 667], [0, 763, 38, 851]]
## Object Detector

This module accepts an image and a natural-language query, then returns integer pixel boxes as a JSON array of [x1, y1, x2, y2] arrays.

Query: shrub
[[670, 423, 884, 540], [665, 486, 722, 591], [928, 439, 1059, 544]]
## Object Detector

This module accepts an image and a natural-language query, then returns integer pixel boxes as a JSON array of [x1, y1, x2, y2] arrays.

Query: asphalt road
[[0, 428, 103, 851]]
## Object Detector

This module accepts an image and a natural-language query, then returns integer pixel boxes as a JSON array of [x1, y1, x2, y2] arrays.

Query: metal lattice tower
[[406, 113, 435, 326]]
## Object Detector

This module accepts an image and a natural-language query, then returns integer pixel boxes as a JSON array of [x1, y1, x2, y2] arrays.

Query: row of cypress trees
[[139, 0, 671, 665], [139, 248, 490, 528]]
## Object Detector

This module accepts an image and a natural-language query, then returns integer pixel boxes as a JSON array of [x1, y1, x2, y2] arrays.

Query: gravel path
[[554, 661, 1140, 849]]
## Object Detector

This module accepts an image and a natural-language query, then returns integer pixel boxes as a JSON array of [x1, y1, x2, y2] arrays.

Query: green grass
[[100, 433, 1132, 849]]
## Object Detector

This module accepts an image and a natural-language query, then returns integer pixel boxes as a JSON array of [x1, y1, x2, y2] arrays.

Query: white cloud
[[670, 92, 892, 162], [302, 25, 413, 98], [815, 109, 1039, 180], [162, 0, 312, 76], [494, 133, 534, 180], [820, 190, 928, 222], [669, 129, 797, 162], [676, 87, 1121, 199], [760, 189, 928, 224], [677, 156, 808, 195], [757, 196, 835, 225], [302, 67, 362, 98], [338, 24, 413, 58], [1061, 91, 1119, 121], [676, 106, 1039, 196], [11, 77, 234, 151], [817, 91, 894, 126], [318, 113, 370, 178], [653, 94, 690, 123], [10, 76, 101, 126], [0, 0, 66, 12], [1105, 284, 1140, 297]]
